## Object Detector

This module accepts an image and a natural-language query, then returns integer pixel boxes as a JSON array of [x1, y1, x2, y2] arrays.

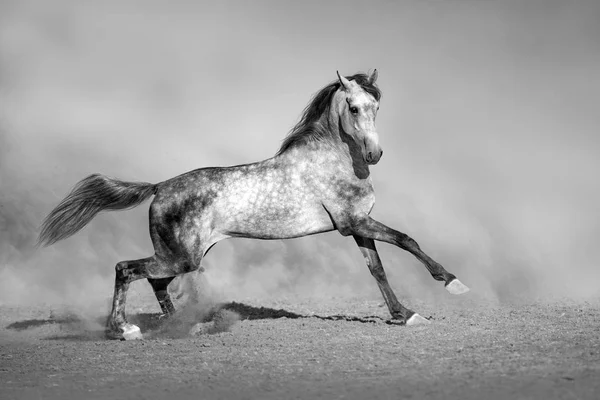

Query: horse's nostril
[[380, 150, 383, 158]]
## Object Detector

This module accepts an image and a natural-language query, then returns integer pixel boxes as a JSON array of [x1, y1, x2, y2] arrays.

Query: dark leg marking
[[354, 236, 430, 325], [354, 236, 413, 320], [106, 257, 161, 340], [148, 277, 176, 315]]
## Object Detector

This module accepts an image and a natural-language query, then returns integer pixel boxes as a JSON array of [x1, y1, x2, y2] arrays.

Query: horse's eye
[[350, 106, 359, 114]]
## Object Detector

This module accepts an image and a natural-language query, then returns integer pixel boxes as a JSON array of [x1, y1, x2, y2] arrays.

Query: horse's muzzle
[[365, 149, 383, 165]]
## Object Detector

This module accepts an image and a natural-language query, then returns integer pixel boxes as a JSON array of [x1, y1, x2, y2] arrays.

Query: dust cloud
[[1, 0, 599, 318]]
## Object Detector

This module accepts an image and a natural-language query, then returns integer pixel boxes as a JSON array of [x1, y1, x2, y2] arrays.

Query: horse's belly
[[220, 202, 335, 239]]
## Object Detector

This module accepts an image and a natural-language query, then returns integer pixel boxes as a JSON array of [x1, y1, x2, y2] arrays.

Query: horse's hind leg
[[148, 277, 176, 315], [106, 256, 165, 340]]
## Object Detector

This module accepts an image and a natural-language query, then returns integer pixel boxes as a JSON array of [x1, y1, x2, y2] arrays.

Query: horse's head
[[334, 70, 382, 165]]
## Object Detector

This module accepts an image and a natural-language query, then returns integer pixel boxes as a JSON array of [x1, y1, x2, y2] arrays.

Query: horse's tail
[[38, 174, 157, 247]]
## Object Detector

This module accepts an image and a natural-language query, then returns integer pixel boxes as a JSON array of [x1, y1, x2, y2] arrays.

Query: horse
[[38, 70, 469, 340]]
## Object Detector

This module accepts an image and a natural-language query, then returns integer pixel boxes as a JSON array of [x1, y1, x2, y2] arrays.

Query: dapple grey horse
[[39, 70, 469, 339]]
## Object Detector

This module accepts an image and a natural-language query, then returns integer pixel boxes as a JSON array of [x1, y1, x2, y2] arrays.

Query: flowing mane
[[276, 73, 382, 155]]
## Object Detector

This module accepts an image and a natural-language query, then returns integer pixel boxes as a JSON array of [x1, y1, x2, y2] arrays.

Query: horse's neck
[[274, 118, 370, 181], [325, 111, 371, 180]]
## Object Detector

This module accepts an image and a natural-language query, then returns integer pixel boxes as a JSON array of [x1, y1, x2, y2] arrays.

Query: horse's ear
[[368, 69, 378, 84], [337, 71, 351, 90]]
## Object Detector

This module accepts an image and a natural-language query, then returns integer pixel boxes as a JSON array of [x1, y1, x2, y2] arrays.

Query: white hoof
[[406, 313, 431, 326], [446, 279, 470, 295], [122, 323, 143, 340]]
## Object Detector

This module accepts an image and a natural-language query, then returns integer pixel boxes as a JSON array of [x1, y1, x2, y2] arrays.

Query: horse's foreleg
[[148, 277, 176, 316], [348, 215, 469, 295], [354, 236, 430, 325], [106, 256, 162, 340]]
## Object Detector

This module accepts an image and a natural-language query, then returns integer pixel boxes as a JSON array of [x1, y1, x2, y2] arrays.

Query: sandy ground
[[1, 289, 599, 400]]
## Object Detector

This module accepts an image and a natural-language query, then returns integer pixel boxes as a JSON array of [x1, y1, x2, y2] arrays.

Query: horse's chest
[[321, 176, 375, 215], [344, 181, 375, 209]]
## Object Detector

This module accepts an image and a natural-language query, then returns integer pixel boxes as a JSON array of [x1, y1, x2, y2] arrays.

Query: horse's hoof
[[121, 324, 143, 340], [105, 323, 143, 340], [445, 278, 470, 295], [406, 313, 431, 326]]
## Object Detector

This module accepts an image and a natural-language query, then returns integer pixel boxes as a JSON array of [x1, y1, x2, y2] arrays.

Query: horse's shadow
[[5, 302, 401, 341]]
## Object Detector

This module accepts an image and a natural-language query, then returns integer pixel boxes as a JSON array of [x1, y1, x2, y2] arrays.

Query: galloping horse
[[39, 70, 469, 340]]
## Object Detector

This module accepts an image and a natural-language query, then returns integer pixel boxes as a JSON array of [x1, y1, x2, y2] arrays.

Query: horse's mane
[[276, 73, 382, 155]]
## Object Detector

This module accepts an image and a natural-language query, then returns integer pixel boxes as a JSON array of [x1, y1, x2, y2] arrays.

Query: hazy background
[[1, 0, 599, 311]]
